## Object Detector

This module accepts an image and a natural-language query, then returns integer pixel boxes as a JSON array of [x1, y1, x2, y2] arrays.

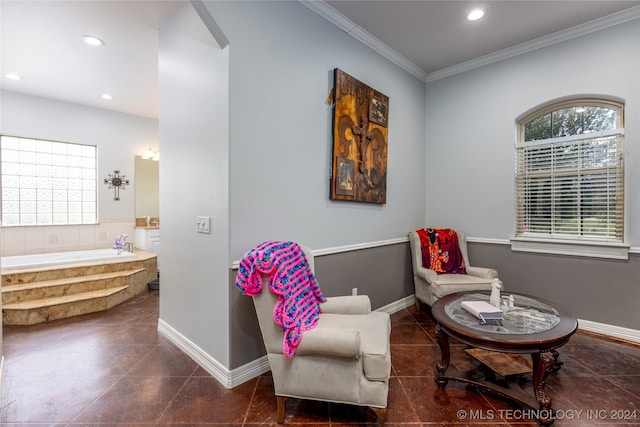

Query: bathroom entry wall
[[0, 91, 158, 256]]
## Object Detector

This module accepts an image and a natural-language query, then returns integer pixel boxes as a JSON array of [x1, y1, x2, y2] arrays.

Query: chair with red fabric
[[408, 229, 499, 308]]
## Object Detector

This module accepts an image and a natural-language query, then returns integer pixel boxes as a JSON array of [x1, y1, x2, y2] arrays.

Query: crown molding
[[299, 0, 428, 81], [426, 5, 640, 82], [300, 1, 640, 84]]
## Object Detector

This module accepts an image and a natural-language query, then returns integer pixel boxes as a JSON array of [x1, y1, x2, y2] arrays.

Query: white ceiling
[[2, 1, 640, 119], [1, 0, 181, 119], [325, 1, 640, 76]]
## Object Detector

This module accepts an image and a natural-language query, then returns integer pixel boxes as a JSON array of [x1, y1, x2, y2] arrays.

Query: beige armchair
[[409, 230, 499, 307], [251, 245, 391, 426]]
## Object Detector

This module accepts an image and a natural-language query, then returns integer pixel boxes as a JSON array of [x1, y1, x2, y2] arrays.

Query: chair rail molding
[[231, 237, 408, 269], [231, 236, 640, 269]]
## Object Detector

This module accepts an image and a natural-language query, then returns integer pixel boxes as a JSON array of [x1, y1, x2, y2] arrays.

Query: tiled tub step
[[1, 268, 150, 325], [1, 269, 145, 304]]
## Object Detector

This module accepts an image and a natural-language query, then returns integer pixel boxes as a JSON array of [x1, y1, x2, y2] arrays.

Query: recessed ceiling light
[[82, 35, 105, 46], [101, 94, 113, 100], [5, 73, 22, 80], [467, 9, 485, 21]]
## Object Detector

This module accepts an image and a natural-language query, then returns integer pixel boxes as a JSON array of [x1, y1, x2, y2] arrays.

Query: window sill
[[510, 237, 629, 260]]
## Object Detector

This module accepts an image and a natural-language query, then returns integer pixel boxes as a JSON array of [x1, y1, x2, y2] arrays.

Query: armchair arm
[[466, 266, 498, 279], [296, 328, 362, 359], [320, 295, 371, 314], [415, 265, 438, 282]]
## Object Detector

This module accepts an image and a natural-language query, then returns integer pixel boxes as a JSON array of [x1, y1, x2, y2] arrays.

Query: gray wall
[[424, 19, 640, 242], [468, 243, 640, 330], [425, 19, 640, 330], [200, 1, 427, 261]]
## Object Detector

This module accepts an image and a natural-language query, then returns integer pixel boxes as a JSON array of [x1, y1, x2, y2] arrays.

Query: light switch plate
[[196, 216, 211, 234]]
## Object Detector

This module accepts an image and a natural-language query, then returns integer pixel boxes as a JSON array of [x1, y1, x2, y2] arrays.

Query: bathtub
[[2, 248, 157, 325], [1, 248, 136, 270]]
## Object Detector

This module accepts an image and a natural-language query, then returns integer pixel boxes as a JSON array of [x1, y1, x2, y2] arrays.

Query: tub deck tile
[[1, 268, 145, 303], [1, 252, 157, 325], [3, 285, 129, 310]]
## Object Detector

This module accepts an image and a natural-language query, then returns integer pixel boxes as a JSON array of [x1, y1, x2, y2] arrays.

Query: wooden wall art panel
[[330, 68, 388, 204]]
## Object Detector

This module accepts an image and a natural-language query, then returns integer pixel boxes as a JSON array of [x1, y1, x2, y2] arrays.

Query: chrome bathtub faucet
[[113, 234, 133, 254]]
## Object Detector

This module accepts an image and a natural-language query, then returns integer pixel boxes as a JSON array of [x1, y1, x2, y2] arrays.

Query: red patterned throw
[[416, 228, 467, 274]]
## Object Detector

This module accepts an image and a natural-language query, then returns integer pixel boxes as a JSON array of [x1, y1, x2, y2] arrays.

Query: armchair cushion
[[316, 312, 391, 381], [296, 327, 362, 359], [429, 274, 495, 300]]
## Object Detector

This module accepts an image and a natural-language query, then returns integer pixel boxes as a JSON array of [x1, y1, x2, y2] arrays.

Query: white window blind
[[515, 128, 624, 242], [1, 135, 97, 226]]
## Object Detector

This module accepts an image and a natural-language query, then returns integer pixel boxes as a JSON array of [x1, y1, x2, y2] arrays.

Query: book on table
[[461, 300, 503, 324]]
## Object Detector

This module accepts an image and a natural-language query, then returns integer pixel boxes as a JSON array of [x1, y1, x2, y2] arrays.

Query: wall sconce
[[143, 146, 159, 161], [104, 170, 130, 201]]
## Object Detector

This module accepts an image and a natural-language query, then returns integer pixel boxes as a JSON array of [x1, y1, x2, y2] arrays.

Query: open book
[[461, 300, 503, 323]]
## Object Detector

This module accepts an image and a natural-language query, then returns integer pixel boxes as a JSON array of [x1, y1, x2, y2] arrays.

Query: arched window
[[515, 99, 624, 247]]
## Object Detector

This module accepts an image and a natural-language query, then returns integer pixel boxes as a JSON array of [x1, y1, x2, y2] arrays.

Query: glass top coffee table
[[431, 291, 578, 425]]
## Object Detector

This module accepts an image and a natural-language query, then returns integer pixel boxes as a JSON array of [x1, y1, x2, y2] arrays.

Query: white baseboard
[[376, 294, 415, 314], [158, 319, 232, 387], [230, 355, 271, 387], [577, 319, 640, 344], [158, 319, 271, 389]]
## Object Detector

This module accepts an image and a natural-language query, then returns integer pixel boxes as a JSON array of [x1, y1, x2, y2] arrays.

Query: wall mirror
[[135, 155, 159, 220]]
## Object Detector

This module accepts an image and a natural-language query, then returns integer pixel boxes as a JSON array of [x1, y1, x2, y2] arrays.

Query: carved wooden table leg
[[550, 349, 563, 374], [434, 324, 450, 388], [531, 351, 556, 426]]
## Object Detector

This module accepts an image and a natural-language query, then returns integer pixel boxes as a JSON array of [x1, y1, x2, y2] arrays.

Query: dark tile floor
[[2, 290, 640, 426]]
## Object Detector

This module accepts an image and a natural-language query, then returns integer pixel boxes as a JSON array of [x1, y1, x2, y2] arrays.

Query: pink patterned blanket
[[236, 241, 326, 358]]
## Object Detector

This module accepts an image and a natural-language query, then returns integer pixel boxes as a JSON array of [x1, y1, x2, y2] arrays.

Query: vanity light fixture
[[82, 35, 105, 46], [101, 94, 113, 100], [5, 73, 22, 80], [143, 146, 159, 161], [467, 9, 485, 21]]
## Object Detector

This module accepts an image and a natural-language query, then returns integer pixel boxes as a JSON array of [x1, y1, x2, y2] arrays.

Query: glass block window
[[1, 135, 97, 226]]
